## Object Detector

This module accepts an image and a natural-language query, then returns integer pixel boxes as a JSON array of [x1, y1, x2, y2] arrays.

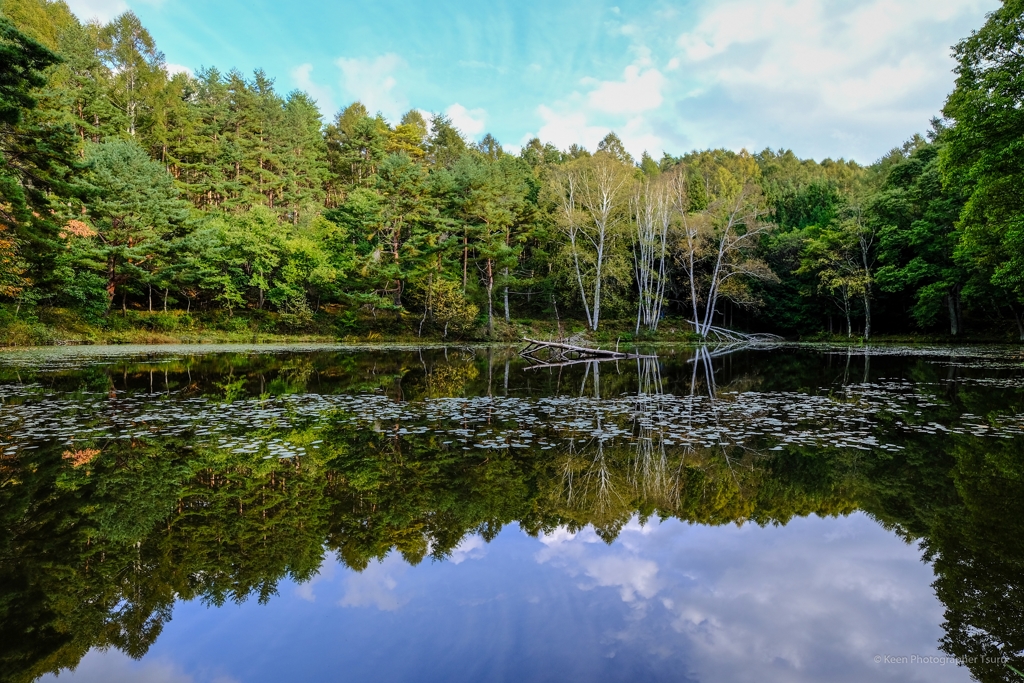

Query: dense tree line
[[0, 0, 1022, 340]]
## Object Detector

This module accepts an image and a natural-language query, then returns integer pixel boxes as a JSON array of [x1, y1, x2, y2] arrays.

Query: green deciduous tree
[[942, 0, 1024, 338], [800, 223, 867, 337], [873, 138, 968, 335]]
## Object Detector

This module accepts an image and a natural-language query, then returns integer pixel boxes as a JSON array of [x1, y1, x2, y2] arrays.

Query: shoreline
[[2, 337, 1021, 352], [2, 308, 1021, 350]]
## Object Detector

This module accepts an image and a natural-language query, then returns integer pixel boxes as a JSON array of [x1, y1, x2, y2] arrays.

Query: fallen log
[[520, 337, 653, 362], [521, 337, 630, 358], [523, 357, 634, 370], [684, 322, 785, 343]]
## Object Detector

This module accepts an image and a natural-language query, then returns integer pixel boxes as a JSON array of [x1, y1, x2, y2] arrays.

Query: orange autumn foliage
[[0, 225, 29, 298], [60, 219, 96, 239], [62, 448, 101, 467]]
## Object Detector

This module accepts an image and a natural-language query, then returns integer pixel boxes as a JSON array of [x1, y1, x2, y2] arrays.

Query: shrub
[[0, 319, 55, 346]]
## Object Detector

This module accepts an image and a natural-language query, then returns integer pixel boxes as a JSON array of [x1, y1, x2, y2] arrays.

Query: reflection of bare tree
[[627, 355, 681, 507], [545, 348, 782, 517], [561, 361, 616, 510], [560, 437, 580, 506], [686, 342, 785, 397], [631, 427, 673, 505], [685, 345, 752, 493], [691, 346, 717, 397], [582, 438, 619, 513], [636, 356, 662, 397], [557, 435, 619, 515], [827, 346, 874, 387]]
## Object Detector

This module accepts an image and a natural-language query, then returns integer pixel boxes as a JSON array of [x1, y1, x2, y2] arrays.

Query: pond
[[1, 343, 1023, 683]]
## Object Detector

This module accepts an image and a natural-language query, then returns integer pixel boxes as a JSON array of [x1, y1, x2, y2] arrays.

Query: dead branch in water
[[520, 337, 655, 366]]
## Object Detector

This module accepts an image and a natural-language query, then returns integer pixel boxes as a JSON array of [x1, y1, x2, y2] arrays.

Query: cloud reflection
[[538, 527, 661, 604], [338, 554, 409, 611], [534, 514, 965, 682], [41, 650, 202, 683], [450, 535, 488, 565]]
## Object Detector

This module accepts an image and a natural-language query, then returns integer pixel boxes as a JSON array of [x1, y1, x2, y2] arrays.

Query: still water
[[1, 343, 1022, 683]]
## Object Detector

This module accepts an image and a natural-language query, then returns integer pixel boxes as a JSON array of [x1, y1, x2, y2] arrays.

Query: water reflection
[[30, 516, 970, 683], [0, 344, 1021, 682]]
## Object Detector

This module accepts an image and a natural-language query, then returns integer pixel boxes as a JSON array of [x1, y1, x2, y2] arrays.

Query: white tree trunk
[[503, 267, 510, 322], [558, 161, 628, 332], [579, 162, 627, 331], [558, 173, 594, 329], [632, 182, 669, 332]]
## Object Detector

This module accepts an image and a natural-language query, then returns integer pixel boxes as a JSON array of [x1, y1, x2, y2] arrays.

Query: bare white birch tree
[[668, 169, 703, 333], [555, 169, 594, 330], [631, 180, 670, 333], [554, 154, 632, 331], [668, 153, 776, 339], [697, 185, 774, 338]]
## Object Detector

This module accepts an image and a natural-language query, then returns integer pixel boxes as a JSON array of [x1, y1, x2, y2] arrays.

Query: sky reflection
[[43, 513, 968, 683]]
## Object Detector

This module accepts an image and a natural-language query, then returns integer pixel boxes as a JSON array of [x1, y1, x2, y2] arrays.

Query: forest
[[0, 0, 1023, 343]]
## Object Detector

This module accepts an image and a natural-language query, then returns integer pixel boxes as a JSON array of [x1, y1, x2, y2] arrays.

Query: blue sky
[[63, 0, 999, 163]]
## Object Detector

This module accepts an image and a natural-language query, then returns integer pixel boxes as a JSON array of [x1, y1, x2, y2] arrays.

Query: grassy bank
[[0, 305, 1019, 348], [0, 305, 709, 347], [0, 307, 338, 346]]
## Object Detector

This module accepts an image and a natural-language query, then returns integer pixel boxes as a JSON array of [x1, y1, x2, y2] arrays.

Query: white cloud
[[64, 0, 166, 23], [524, 104, 664, 161], [655, 518, 955, 683], [294, 556, 337, 602], [165, 63, 193, 78], [526, 48, 669, 160], [674, 0, 958, 111], [528, 105, 609, 153], [540, 527, 578, 546], [445, 103, 487, 138], [335, 53, 407, 123], [529, 0, 994, 164], [666, 0, 997, 159], [63, 0, 129, 23], [583, 554, 661, 603], [532, 514, 961, 683], [291, 63, 337, 119], [618, 116, 664, 158], [587, 64, 665, 115]]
